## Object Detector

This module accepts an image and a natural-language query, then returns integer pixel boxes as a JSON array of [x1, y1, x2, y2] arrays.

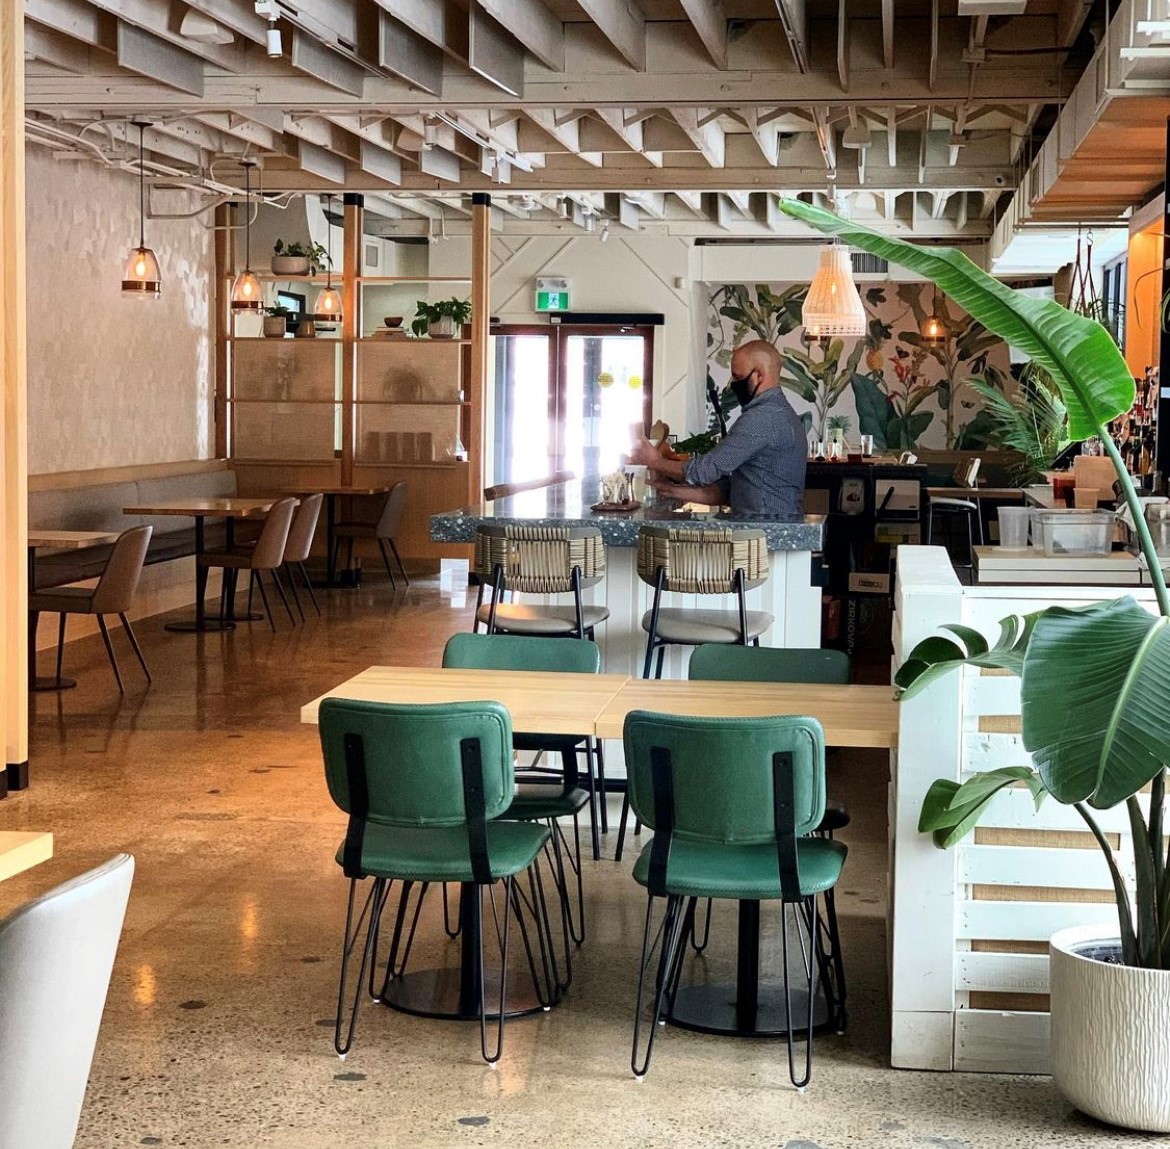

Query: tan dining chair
[[472, 523, 610, 639], [201, 497, 297, 632], [332, 481, 410, 588], [28, 525, 153, 693], [636, 524, 773, 678], [279, 492, 323, 621]]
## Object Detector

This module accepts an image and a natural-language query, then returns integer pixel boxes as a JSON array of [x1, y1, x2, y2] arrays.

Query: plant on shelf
[[410, 297, 472, 339], [262, 304, 289, 339], [780, 195, 1170, 1134], [271, 239, 331, 276]]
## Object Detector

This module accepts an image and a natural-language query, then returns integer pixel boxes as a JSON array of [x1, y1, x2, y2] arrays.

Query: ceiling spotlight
[[423, 117, 439, 150], [600, 221, 609, 243], [584, 213, 596, 234], [557, 197, 569, 219], [255, 0, 281, 56]]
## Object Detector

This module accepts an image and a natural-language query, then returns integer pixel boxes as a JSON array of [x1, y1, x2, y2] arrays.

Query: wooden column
[[0, 3, 26, 794], [470, 194, 491, 499], [340, 193, 363, 487], [213, 201, 231, 460], [1157, 118, 1170, 481]]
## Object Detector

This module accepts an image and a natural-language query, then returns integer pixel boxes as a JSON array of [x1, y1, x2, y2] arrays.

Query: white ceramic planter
[[429, 316, 456, 338], [1050, 925, 1170, 1133]]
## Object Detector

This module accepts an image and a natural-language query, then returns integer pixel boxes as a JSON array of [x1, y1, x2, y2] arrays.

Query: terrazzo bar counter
[[432, 476, 826, 682]]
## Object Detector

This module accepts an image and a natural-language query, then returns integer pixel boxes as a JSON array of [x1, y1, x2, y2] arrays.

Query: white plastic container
[[1033, 510, 1112, 557]]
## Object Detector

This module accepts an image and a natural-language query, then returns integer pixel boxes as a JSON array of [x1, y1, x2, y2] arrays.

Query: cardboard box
[[848, 571, 892, 595]]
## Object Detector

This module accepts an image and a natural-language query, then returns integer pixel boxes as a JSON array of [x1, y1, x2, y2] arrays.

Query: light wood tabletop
[[595, 679, 900, 748], [926, 486, 1025, 500], [301, 666, 631, 736], [0, 831, 53, 883], [123, 496, 292, 518], [28, 529, 119, 549]]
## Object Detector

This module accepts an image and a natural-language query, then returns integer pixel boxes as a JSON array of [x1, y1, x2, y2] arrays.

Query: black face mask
[[728, 371, 760, 408]]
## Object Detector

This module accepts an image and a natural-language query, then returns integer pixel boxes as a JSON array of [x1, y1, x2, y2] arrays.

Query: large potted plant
[[410, 297, 471, 339], [779, 198, 1170, 1132]]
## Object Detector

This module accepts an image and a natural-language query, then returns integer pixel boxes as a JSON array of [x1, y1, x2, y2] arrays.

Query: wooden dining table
[[0, 832, 53, 883], [122, 497, 291, 633], [28, 529, 121, 691]]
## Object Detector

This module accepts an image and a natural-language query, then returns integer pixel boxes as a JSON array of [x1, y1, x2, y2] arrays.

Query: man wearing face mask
[[629, 339, 807, 516]]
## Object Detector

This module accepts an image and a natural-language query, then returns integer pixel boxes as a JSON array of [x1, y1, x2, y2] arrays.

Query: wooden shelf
[[357, 276, 471, 284], [227, 336, 341, 343], [355, 400, 469, 408], [357, 337, 471, 345], [226, 398, 338, 405]]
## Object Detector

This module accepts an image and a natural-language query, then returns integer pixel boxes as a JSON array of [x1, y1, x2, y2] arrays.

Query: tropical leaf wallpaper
[[706, 281, 1012, 450]]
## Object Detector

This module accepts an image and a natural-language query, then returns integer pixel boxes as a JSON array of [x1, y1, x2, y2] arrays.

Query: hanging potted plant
[[410, 297, 471, 339], [779, 198, 1170, 1133], [272, 239, 330, 277], [262, 304, 289, 338]]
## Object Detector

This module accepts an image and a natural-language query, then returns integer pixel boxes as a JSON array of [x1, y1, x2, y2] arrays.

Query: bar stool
[[637, 525, 772, 679], [926, 458, 984, 568], [472, 523, 610, 640]]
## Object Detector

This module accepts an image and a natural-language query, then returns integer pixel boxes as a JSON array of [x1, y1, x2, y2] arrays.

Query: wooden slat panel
[[963, 786, 1132, 835], [958, 844, 1121, 888], [967, 991, 1050, 1013], [960, 900, 1122, 939], [970, 938, 1048, 954], [978, 715, 1022, 734], [973, 883, 1116, 903], [956, 951, 1050, 993], [975, 826, 1119, 851], [954, 1010, 1050, 1074]]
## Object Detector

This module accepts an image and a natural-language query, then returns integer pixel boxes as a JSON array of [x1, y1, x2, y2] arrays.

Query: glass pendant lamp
[[230, 160, 263, 311], [920, 288, 947, 347], [802, 245, 866, 339], [315, 194, 342, 322], [121, 121, 161, 297]]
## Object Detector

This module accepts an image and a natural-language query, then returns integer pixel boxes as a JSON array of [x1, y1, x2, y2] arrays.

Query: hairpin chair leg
[[478, 878, 512, 1064], [631, 893, 687, 1079], [334, 877, 391, 1058]]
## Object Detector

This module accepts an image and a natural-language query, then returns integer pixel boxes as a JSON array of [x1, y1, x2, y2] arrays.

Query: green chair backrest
[[319, 698, 514, 828], [442, 633, 600, 675], [688, 644, 850, 686], [624, 711, 826, 846]]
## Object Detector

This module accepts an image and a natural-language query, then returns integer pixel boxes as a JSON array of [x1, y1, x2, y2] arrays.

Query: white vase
[[1050, 925, 1170, 1133], [429, 316, 456, 338]]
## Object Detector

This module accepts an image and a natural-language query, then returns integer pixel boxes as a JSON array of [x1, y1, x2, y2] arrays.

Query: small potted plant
[[781, 198, 1170, 1134], [263, 304, 289, 338], [410, 297, 472, 339], [272, 239, 331, 277]]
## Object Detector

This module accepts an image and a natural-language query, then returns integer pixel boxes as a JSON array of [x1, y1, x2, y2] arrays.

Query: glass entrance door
[[492, 325, 653, 486]]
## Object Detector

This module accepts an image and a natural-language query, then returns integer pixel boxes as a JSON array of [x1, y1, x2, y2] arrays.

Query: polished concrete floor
[[1, 574, 1160, 1149]]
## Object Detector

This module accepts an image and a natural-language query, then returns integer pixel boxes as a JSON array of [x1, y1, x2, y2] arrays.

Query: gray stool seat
[[476, 602, 610, 635], [817, 800, 851, 835], [930, 497, 978, 511], [639, 607, 773, 645]]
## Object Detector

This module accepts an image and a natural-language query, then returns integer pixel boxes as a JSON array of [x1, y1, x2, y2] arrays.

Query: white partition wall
[[891, 547, 1150, 1073]]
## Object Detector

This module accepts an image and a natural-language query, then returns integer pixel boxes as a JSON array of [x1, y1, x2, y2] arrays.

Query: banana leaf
[[919, 767, 1047, 849], [1020, 599, 1170, 808], [778, 198, 1135, 437]]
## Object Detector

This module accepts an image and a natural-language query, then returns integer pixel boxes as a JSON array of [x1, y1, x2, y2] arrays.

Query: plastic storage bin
[[1034, 510, 1113, 557]]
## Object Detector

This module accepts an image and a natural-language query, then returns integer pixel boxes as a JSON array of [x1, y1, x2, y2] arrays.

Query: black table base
[[667, 982, 830, 1038], [30, 675, 76, 692], [377, 965, 548, 1022]]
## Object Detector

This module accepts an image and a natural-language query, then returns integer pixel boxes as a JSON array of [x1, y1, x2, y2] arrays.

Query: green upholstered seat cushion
[[504, 785, 590, 821], [335, 820, 551, 883], [631, 835, 846, 900], [443, 633, 600, 674]]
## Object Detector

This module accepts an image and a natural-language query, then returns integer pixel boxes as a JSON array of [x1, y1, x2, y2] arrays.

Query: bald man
[[631, 339, 807, 516]]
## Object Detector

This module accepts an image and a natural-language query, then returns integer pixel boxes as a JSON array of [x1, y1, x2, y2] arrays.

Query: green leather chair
[[319, 698, 554, 1064], [623, 711, 846, 1087], [442, 634, 600, 967]]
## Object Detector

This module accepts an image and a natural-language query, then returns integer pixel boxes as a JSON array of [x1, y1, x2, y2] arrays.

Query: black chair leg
[[334, 877, 391, 1058], [594, 740, 609, 833], [478, 879, 511, 1064], [631, 894, 687, 1079], [781, 897, 819, 1089], [55, 613, 66, 684], [654, 646, 666, 680], [119, 613, 151, 683], [574, 746, 601, 862], [285, 563, 306, 622], [377, 539, 397, 588], [247, 570, 256, 619], [389, 538, 410, 586], [297, 562, 321, 616], [254, 572, 276, 632], [270, 568, 296, 625], [96, 615, 124, 693]]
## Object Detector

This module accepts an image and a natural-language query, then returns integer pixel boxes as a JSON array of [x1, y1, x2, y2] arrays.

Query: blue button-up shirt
[[683, 387, 807, 517]]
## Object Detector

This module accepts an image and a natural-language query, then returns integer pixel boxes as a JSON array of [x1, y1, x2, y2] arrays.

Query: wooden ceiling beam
[[881, 0, 894, 70], [575, 0, 645, 71], [677, 0, 726, 70], [475, 0, 563, 72], [774, 0, 809, 73]]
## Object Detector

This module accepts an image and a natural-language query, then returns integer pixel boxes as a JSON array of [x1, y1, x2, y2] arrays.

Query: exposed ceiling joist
[[670, 107, 725, 168], [116, 21, 204, 96], [677, 0, 726, 70], [82, 0, 243, 71], [774, 0, 809, 73], [24, 23, 92, 73], [881, 0, 894, 71], [474, 0, 563, 72], [467, 5, 525, 96], [575, 0, 646, 71]]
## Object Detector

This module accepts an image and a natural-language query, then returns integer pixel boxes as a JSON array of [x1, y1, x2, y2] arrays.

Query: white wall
[[25, 147, 214, 473]]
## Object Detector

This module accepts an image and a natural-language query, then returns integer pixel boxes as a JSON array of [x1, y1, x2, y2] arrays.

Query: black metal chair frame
[[925, 499, 985, 568], [629, 745, 836, 1088], [332, 732, 560, 1064]]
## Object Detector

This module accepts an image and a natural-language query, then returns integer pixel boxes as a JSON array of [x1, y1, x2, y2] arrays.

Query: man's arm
[[628, 436, 687, 481], [681, 417, 767, 487], [648, 478, 727, 506]]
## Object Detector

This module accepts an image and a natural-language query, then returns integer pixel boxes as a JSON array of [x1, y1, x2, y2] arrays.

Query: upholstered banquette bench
[[29, 464, 237, 590]]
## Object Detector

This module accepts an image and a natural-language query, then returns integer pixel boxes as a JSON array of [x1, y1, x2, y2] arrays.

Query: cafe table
[[302, 666, 898, 1028], [28, 529, 120, 691], [121, 497, 290, 633], [0, 832, 53, 883], [280, 484, 390, 588]]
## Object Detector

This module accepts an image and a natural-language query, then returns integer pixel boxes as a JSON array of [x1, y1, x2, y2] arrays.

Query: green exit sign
[[535, 277, 569, 312], [536, 290, 568, 312]]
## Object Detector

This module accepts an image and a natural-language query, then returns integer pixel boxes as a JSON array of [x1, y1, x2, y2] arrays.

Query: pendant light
[[315, 194, 342, 322], [230, 160, 262, 311], [121, 121, 161, 297], [802, 244, 867, 339], [920, 287, 947, 347]]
